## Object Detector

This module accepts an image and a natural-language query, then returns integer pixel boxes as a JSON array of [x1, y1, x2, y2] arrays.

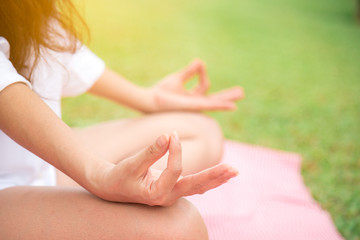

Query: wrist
[[140, 88, 158, 113], [81, 157, 115, 198]]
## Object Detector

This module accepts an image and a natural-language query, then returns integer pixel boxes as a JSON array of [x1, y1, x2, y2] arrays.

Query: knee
[[197, 114, 223, 140], [188, 113, 224, 164], [165, 198, 208, 240], [184, 112, 223, 142]]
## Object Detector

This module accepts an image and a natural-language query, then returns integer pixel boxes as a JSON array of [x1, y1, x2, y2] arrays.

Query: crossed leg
[[58, 111, 224, 188], [0, 186, 208, 240], [58, 111, 224, 186], [0, 112, 224, 239], [69, 111, 224, 176]]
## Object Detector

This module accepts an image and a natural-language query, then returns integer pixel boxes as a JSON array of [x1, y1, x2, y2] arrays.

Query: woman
[[0, 0, 243, 239]]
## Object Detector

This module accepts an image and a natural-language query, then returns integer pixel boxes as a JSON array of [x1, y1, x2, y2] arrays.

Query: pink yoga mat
[[186, 141, 343, 240]]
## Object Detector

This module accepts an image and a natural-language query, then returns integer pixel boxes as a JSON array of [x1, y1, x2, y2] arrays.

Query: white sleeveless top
[[0, 37, 105, 190]]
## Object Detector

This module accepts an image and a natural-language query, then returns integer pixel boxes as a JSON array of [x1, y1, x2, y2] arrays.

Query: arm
[[0, 83, 104, 191], [87, 67, 154, 112], [0, 83, 238, 205], [88, 60, 244, 113]]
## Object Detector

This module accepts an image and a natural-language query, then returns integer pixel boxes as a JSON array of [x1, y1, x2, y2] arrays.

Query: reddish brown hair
[[0, 0, 89, 80]]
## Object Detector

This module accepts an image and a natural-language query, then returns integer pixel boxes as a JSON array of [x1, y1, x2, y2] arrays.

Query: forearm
[[0, 83, 108, 191], [87, 63, 244, 114], [88, 68, 156, 113]]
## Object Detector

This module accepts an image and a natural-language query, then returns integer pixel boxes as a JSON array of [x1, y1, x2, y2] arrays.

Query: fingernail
[[173, 131, 179, 141], [232, 168, 239, 176], [228, 167, 239, 176], [156, 134, 167, 147]]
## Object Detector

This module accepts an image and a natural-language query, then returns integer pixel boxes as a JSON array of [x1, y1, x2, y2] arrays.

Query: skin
[[0, 59, 244, 239], [73, 111, 225, 175], [0, 187, 208, 240]]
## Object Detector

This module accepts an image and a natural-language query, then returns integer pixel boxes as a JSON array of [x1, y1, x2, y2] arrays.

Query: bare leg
[[0, 186, 208, 240], [57, 112, 224, 187], [74, 112, 224, 174]]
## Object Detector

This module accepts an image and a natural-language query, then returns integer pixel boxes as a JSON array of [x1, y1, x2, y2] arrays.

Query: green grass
[[64, 0, 360, 238]]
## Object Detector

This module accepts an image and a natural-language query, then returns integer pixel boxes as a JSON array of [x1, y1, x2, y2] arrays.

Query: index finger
[[153, 131, 183, 195], [129, 134, 170, 175], [180, 59, 210, 94]]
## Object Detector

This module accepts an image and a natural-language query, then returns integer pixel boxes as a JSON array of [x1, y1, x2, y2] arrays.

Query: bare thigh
[[0, 186, 208, 240], [74, 112, 224, 174]]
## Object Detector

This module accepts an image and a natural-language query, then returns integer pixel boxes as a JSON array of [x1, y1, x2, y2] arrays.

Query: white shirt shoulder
[[0, 37, 32, 92], [61, 44, 106, 97]]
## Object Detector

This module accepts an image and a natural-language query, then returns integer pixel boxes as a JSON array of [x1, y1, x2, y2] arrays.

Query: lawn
[[64, 0, 360, 238]]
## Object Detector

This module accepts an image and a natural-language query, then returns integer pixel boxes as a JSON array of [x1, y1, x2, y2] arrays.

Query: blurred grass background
[[64, 0, 360, 238]]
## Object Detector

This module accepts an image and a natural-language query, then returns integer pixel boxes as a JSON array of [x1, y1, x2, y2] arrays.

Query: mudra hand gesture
[[92, 132, 238, 206], [150, 59, 244, 112]]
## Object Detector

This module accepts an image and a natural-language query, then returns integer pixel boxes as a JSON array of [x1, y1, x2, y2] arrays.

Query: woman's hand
[[92, 132, 238, 206], [149, 59, 244, 112]]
